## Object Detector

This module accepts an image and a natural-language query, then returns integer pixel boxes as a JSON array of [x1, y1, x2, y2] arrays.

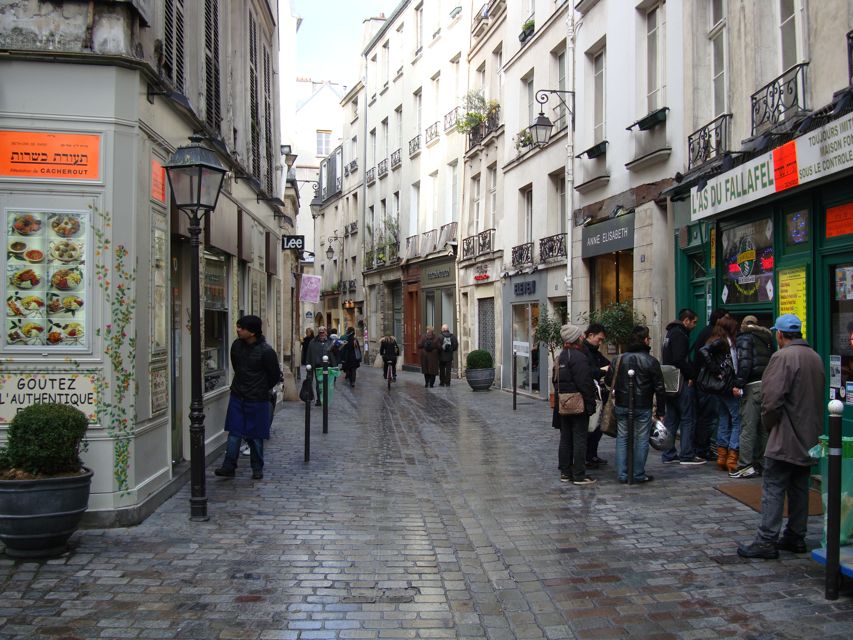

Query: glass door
[[829, 261, 853, 411], [512, 303, 540, 394]]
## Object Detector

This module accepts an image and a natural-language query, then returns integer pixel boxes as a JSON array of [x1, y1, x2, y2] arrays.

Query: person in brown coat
[[737, 314, 824, 560], [418, 326, 440, 387]]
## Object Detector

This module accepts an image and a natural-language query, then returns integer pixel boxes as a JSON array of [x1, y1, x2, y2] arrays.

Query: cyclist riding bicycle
[[380, 334, 400, 381]]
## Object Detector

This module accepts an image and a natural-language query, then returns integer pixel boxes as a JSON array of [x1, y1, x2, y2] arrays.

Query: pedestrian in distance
[[605, 325, 666, 484], [730, 315, 775, 478], [697, 315, 741, 472], [380, 334, 400, 380], [581, 323, 610, 468], [340, 326, 362, 388], [691, 308, 731, 460], [299, 327, 314, 380], [737, 314, 824, 559], [661, 308, 706, 465], [306, 326, 338, 406], [214, 315, 283, 481], [437, 324, 459, 387], [553, 324, 598, 485], [418, 326, 440, 388]]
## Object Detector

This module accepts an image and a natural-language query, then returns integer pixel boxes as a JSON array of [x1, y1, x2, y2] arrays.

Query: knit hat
[[741, 314, 758, 329], [560, 323, 583, 344], [236, 315, 263, 336]]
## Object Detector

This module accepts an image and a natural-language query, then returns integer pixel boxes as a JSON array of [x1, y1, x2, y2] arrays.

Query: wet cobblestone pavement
[[1, 367, 852, 639]]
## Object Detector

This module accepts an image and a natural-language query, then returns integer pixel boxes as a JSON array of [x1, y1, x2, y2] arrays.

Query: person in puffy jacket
[[605, 325, 666, 484], [340, 326, 361, 388], [418, 327, 440, 387], [214, 315, 283, 481], [553, 324, 598, 485], [380, 334, 400, 380], [729, 315, 775, 478]]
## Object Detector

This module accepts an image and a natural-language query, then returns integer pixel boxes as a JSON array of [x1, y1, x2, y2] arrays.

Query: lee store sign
[[691, 110, 853, 220]]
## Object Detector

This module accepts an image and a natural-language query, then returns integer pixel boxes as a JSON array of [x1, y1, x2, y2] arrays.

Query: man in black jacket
[[661, 308, 706, 465], [729, 315, 775, 478], [582, 324, 610, 468], [437, 324, 459, 387], [214, 315, 282, 480]]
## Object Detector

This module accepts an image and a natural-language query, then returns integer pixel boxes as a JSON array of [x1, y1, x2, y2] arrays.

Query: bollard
[[513, 349, 517, 411], [304, 365, 312, 463], [826, 399, 843, 600], [322, 355, 329, 434], [627, 369, 636, 485]]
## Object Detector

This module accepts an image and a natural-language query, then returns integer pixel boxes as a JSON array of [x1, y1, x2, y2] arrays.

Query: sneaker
[[737, 465, 759, 479], [775, 536, 807, 553], [572, 477, 597, 486], [737, 540, 780, 559], [636, 475, 654, 483], [680, 456, 708, 466], [560, 473, 572, 483], [214, 467, 235, 478], [251, 470, 263, 480], [240, 443, 250, 456], [585, 461, 599, 469], [662, 458, 680, 464], [589, 456, 608, 465]]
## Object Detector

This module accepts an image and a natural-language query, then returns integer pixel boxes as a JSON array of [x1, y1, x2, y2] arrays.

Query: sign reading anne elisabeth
[[0, 131, 101, 181], [0, 373, 98, 424], [581, 212, 635, 258]]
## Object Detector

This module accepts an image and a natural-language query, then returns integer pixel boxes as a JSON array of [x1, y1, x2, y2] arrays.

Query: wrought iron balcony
[[437, 222, 457, 249], [405, 234, 420, 259], [511, 242, 534, 267], [420, 229, 437, 255], [409, 134, 421, 156], [485, 105, 501, 134], [344, 164, 350, 177], [366, 167, 376, 184], [444, 107, 459, 131], [390, 148, 402, 168], [477, 228, 495, 255], [539, 233, 567, 262], [426, 122, 440, 144], [348, 159, 358, 173], [347, 279, 357, 293], [378, 158, 388, 178], [688, 113, 732, 171], [348, 221, 358, 235], [468, 124, 485, 150], [387, 240, 400, 263], [462, 236, 476, 260], [848, 29, 853, 86], [751, 62, 809, 135]]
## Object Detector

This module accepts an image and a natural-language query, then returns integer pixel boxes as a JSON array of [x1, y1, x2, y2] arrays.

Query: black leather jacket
[[733, 325, 775, 387], [230, 337, 282, 402], [605, 343, 666, 413], [552, 347, 597, 416]]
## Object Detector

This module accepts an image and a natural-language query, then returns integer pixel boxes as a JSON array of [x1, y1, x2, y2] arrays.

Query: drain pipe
[[565, 7, 576, 317]]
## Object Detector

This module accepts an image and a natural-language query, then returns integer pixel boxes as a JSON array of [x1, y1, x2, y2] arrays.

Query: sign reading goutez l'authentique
[[0, 373, 98, 424]]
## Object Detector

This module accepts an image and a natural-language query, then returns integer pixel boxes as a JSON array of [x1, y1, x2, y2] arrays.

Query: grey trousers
[[756, 457, 811, 543], [738, 382, 768, 468]]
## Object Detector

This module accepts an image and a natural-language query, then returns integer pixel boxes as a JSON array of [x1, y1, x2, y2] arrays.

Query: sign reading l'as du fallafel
[[0, 373, 98, 424]]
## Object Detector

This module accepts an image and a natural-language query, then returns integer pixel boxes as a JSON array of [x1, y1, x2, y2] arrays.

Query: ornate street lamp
[[164, 136, 226, 522], [531, 89, 575, 147]]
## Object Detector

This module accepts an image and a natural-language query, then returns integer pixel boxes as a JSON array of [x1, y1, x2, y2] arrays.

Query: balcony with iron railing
[[511, 242, 534, 268], [437, 221, 457, 249], [378, 158, 388, 178], [348, 221, 358, 235], [688, 113, 732, 171], [366, 167, 376, 184], [466, 106, 502, 151], [420, 229, 438, 255], [539, 233, 567, 262], [390, 148, 402, 169], [461, 236, 476, 260], [347, 279, 357, 293], [477, 228, 495, 255], [348, 159, 358, 173], [751, 62, 809, 136], [426, 122, 440, 145], [444, 107, 459, 131], [405, 234, 420, 259], [409, 134, 421, 157], [472, 0, 506, 37]]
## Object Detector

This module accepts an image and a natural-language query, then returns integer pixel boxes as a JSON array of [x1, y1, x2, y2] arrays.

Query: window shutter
[[249, 12, 261, 179], [204, 0, 222, 131], [163, 0, 185, 92], [263, 47, 274, 194]]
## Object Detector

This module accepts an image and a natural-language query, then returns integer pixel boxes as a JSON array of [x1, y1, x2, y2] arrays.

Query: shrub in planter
[[0, 403, 89, 478], [465, 349, 495, 391], [466, 349, 494, 369]]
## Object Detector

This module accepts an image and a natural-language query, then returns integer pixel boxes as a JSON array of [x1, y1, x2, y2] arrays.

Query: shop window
[[204, 251, 229, 393], [720, 218, 774, 305], [152, 225, 168, 352], [512, 303, 540, 393], [591, 251, 633, 309], [783, 209, 810, 252], [832, 264, 853, 396]]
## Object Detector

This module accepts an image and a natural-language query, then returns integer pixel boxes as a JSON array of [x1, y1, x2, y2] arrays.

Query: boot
[[726, 449, 739, 473], [717, 446, 728, 470]]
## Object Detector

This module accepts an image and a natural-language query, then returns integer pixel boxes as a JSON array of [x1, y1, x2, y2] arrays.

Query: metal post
[[322, 355, 329, 434], [826, 399, 843, 600], [304, 365, 312, 463], [187, 210, 209, 521], [627, 369, 636, 486], [512, 349, 517, 410]]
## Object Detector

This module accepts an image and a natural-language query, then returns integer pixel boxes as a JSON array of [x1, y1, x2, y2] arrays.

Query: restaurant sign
[[0, 372, 98, 424], [0, 130, 101, 181]]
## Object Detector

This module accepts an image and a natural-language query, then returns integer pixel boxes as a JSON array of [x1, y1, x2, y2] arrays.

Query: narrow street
[[0, 367, 850, 639]]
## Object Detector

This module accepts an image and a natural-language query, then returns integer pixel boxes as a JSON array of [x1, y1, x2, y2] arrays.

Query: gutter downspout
[[565, 8, 576, 316], [361, 54, 371, 345]]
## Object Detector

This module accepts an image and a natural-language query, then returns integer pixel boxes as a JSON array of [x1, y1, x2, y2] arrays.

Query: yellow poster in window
[[778, 266, 807, 338]]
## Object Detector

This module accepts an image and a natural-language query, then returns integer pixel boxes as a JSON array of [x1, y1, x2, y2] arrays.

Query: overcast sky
[[292, 0, 400, 85]]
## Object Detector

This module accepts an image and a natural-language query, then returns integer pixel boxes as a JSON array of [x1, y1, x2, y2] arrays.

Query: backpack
[[442, 336, 453, 352]]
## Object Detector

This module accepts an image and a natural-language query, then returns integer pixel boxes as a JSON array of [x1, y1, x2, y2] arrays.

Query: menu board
[[4, 209, 88, 349]]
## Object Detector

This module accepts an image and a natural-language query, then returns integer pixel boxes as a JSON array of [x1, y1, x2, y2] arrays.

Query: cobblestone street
[[1, 367, 851, 639]]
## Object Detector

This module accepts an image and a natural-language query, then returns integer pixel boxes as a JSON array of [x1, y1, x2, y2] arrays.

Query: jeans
[[221, 433, 264, 472], [755, 457, 811, 544], [662, 384, 696, 461], [694, 388, 719, 457], [439, 361, 452, 385], [615, 406, 652, 482], [738, 382, 767, 468], [716, 393, 742, 451], [558, 413, 589, 480]]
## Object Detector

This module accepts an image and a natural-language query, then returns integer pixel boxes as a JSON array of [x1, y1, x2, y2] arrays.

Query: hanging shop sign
[[691, 110, 853, 220], [151, 159, 166, 204], [421, 260, 455, 287], [0, 372, 98, 424], [513, 280, 536, 296], [778, 266, 808, 338], [581, 212, 635, 258], [0, 130, 101, 181]]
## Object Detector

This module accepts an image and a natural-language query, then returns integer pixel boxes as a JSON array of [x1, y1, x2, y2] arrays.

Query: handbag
[[558, 391, 585, 416], [696, 351, 733, 394], [660, 364, 682, 398], [354, 341, 362, 362], [599, 355, 622, 437]]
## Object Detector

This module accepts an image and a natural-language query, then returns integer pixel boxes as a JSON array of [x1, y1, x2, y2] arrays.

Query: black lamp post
[[164, 136, 226, 522], [531, 89, 575, 146]]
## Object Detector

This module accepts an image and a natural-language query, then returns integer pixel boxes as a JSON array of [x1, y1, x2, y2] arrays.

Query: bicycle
[[384, 359, 394, 391]]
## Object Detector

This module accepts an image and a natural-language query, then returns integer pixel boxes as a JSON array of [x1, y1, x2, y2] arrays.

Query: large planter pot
[[465, 367, 495, 391], [0, 467, 93, 558]]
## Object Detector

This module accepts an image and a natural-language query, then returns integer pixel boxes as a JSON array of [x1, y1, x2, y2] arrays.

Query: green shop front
[[672, 108, 853, 436]]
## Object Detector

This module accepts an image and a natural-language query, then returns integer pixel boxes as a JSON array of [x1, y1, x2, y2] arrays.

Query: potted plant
[[514, 128, 534, 153], [581, 301, 646, 352], [533, 309, 564, 407], [464, 349, 495, 391], [0, 403, 92, 558], [519, 18, 535, 42]]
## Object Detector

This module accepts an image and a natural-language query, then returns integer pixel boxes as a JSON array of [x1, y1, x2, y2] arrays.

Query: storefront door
[[823, 254, 853, 436], [512, 303, 540, 394]]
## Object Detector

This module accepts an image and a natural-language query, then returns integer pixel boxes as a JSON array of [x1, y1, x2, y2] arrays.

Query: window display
[[4, 209, 88, 349], [203, 252, 228, 392], [721, 218, 774, 305]]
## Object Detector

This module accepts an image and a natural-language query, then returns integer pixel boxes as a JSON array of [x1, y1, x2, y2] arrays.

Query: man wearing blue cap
[[738, 314, 824, 559]]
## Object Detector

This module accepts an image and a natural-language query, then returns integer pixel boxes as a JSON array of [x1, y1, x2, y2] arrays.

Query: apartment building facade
[[0, 0, 292, 523]]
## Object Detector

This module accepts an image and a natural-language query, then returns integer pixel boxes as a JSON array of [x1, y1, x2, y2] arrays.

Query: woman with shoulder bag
[[696, 316, 741, 472], [552, 324, 598, 486]]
